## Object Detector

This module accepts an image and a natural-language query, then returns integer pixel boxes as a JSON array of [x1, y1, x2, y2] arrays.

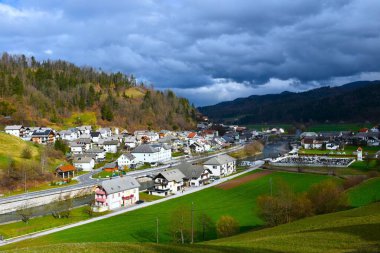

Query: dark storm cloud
[[0, 0, 380, 105]]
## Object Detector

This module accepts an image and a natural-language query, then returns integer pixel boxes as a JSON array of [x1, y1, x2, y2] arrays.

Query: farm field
[[0, 170, 336, 249], [245, 124, 293, 132], [62, 112, 97, 129]]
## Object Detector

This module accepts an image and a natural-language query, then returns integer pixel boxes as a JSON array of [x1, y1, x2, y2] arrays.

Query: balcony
[[95, 197, 106, 203]]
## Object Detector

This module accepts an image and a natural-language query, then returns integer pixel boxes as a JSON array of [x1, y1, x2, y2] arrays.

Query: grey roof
[[101, 176, 140, 194], [70, 142, 85, 148], [176, 162, 209, 179], [76, 138, 91, 144], [73, 156, 94, 163], [104, 140, 119, 145], [119, 153, 136, 161], [5, 125, 23, 130], [90, 132, 101, 137], [204, 154, 236, 165], [86, 148, 105, 153], [31, 129, 54, 137], [132, 144, 159, 153], [155, 169, 185, 182]]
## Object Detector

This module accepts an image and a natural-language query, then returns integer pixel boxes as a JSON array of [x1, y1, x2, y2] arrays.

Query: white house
[[59, 129, 79, 141], [203, 154, 236, 177], [177, 162, 211, 187], [70, 143, 85, 155], [77, 126, 92, 135], [99, 128, 112, 138], [103, 140, 119, 153], [85, 148, 106, 161], [131, 144, 172, 164], [5, 125, 24, 138], [93, 176, 140, 212], [117, 153, 137, 168], [134, 131, 159, 142], [90, 132, 101, 143], [150, 169, 185, 196], [124, 135, 138, 149], [73, 156, 95, 171]]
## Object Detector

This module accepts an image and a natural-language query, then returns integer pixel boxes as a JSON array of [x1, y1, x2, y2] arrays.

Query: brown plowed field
[[216, 170, 273, 190]]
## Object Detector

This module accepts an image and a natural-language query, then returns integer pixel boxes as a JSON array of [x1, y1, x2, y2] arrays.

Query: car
[[136, 200, 145, 204]]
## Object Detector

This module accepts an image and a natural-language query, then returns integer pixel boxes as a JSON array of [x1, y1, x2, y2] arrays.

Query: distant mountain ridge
[[198, 81, 380, 124]]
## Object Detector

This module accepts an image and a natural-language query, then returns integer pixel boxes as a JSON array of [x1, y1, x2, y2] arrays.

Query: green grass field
[[62, 112, 97, 128], [347, 177, 380, 207], [204, 202, 380, 253], [0, 171, 336, 250], [306, 123, 372, 132], [0, 132, 40, 167], [3, 203, 380, 253], [245, 124, 293, 132], [0, 206, 100, 239], [124, 87, 145, 98]]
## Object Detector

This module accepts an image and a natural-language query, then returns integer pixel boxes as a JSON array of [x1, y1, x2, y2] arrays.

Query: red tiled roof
[[187, 132, 196, 138], [56, 164, 76, 172]]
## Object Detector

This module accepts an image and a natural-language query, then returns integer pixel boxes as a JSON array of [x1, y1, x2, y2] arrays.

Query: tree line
[[0, 53, 196, 130]]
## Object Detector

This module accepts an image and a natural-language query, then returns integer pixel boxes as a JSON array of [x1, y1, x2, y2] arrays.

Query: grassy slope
[[204, 202, 380, 253], [0, 133, 41, 171], [0, 171, 335, 250], [347, 177, 380, 207], [306, 123, 373, 132]]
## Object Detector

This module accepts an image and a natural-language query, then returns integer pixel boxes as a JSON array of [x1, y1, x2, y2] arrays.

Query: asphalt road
[[0, 144, 244, 205]]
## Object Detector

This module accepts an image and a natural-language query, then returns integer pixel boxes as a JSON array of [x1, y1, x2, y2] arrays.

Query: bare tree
[[197, 212, 214, 241], [16, 201, 33, 224], [170, 205, 191, 244]]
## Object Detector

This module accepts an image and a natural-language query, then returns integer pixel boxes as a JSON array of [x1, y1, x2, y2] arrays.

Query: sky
[[1, 0, 380, 106]]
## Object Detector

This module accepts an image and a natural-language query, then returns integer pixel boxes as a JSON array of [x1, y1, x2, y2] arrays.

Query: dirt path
[[216, 170, 273, 190]]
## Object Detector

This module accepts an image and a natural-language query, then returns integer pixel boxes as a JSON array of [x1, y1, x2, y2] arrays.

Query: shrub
[[216, 215, 239, 238], [307, 180, 348, 214], [21, 147, 32, 159], [343, 176, 366, 190]]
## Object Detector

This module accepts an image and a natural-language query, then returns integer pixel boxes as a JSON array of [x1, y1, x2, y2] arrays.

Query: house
[[93, 176, 140, 212], [99, 128, 112, 138], [31, 129, 55, 144], [134, 131, 159, 143], [150, 169, 185, 196], [90, 132, 101, 143], [77, 126, 92, 135], [124, 135, 138, 149], [103, 140, 119, 153], [187, 132, 197, 139], [177, 162, 211, 187], [5, 125, 24, 137], [131, 144, 172, 164], [103, 162, 119, 172], [75, 138, 92, 150], [117, 153, 137, 168], [189, 142, 205, 153], [85, 148, 106, 162], [70, 142, 85, 154], [203, 154, 236, 178], [59, 129, 79, 141], [73, 156, 95, 171], [55, 164, 76, 178]]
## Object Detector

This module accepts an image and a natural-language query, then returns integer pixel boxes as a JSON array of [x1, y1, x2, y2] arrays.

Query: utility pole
[[191, 202, 194, 244], [269, 177, 272, 196], [156, 217, 159, 244]]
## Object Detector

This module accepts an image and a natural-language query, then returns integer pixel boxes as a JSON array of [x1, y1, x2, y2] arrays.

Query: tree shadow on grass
[[304, 223, 380, 242]]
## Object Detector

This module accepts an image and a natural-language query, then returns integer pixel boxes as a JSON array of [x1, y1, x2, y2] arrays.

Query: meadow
[[0, 170, 335, 249]]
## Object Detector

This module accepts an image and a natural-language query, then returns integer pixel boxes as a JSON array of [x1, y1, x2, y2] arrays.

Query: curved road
[[0, 144, 244, 205]]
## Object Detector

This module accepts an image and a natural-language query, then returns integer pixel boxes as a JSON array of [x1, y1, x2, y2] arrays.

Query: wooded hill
[[199, 80, 380, 124], [0, 53, 196, 130]]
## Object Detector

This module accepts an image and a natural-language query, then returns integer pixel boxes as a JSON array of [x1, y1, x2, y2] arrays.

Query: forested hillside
[[0, 53, 196, 130], [199, 81, 380, 124]]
